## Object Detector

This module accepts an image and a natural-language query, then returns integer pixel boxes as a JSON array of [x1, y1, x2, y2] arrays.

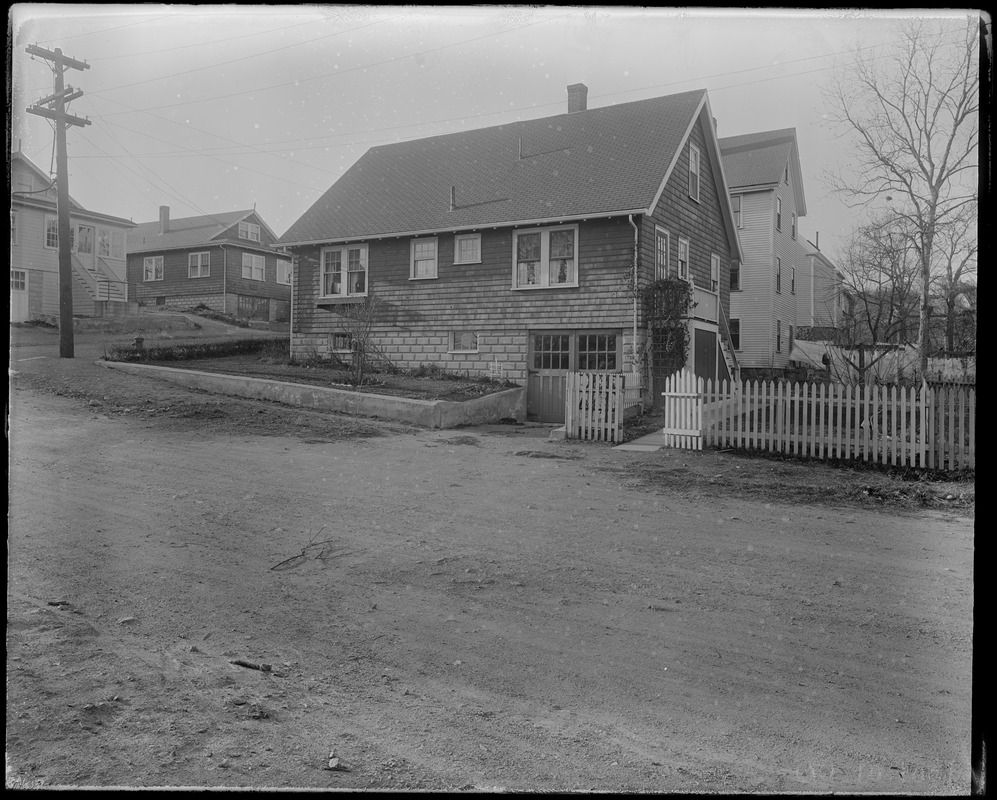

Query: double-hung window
[[791, 213, 797, 240], [654, 227, 670, 281], [688, 143, 701, 201], [44, 217, 59, 249], [242, 253, 265, 281], [321, 244, 367, 297], [776, 320, 782, 353], [10, 211, 17, 246], [239, 221, 261, 242], [143, 256, 164, 281], [732, 195, 742, 228], [710, 253, 721, 293], [277, 260, 292, 285], [454, 233, 481, 265], [729, 318, 741, 350], [776, 197, 782, 231], [410, 237, 438, 279], [775, 257, 782, 293], [791, 266, 796, 294], [730, 260, 741, 291], [677, 237, 690, 282], [513, 225, 577, 289], [189, 251, 210, 278]]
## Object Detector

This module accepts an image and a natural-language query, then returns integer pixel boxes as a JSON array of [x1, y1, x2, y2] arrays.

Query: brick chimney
[[159, 205, 170, 234], [567, 83, 588, 113]]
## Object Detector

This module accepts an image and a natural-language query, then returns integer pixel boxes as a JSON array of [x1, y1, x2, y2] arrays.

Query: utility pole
[[25, 45, 90, 359]]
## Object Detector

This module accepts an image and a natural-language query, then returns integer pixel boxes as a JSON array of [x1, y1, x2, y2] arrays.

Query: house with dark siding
[[276, 85, 743, 422], [126, 207, 291, 322], [11, 149, 135, 323]]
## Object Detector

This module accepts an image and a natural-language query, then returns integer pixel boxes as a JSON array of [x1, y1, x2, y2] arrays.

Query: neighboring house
[[719, 128, 811, 378], [275, 84, 743, 422], [796, 237, 843, 332], [10, 149, 135, 323], [126, 206, 291, 321]]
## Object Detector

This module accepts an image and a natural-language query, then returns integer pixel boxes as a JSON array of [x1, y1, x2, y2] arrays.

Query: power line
[[32, 14, 176, 44], [88, 13, 408, 96], [94, 12, 570, 116]]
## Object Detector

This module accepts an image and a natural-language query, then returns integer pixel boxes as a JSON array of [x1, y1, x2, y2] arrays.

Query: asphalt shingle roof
[[718, 128, 796, 189], [127, 209, 256, 253], [277, 89, 708, 245]]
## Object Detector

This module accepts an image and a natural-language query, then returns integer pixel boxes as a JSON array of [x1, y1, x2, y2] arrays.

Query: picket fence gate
[[565, 371, 625, 443], [661, 368, 975, 471]]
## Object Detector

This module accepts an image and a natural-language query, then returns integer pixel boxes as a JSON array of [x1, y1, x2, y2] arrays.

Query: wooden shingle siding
[[291, 216, 637, 377], [729, 189, 774, 368], [640, 116, 732, 325]]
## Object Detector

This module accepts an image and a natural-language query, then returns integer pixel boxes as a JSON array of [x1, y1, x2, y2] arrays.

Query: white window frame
[[449, 331, 479, 353], [512, 224, 579, 290], [242, 252, 265, 281], [731, 195, 742, 228], [11, 269, 27, 291], [97, 227, 111, 257], [10, 211, 17, 246], [776, 197, 782, 231], [776, 319, 782, 353], [410, 237, 438, 280], [277, 260, 292, 285], [677, 237, 691, 282], [776, 256, 782, 294], [331, 332, 353, 352], [729, 318, 741, 350], [730, 260, 741, 291], [238, 221, 261, 242], [143, 256, 164, 282], [791, 266, 796, 294], [710, 253, 721, 293], [453, 233, 481, 265], [791, 212, 797, 240], [688, 143, 701, 202], [654, 226, 670, 281], [320, 243, 368, 298], [188, 251, 210, 278]]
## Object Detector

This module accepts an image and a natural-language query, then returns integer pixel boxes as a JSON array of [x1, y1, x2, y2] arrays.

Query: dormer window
[[239, 221, 261, 242]]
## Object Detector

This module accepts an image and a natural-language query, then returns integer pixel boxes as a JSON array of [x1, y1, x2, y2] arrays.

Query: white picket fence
[[565, 372, 625, 443], [661, 368, 975, 471]]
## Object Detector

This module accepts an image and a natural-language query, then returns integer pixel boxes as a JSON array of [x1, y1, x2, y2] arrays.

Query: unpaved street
[[7, 329, 974, 792]]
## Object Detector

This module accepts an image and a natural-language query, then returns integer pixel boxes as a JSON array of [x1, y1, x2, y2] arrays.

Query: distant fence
[[661, 368, 975, 471]]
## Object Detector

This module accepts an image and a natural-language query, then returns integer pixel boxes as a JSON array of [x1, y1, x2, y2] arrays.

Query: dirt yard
[[7, 319, 975, 792]]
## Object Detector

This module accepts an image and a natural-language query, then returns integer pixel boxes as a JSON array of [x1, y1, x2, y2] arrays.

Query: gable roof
[[10, 151, 134, 227], [718, 128, 807, 216], [127, 209, 276, 254], [277, 88, 741, 256]]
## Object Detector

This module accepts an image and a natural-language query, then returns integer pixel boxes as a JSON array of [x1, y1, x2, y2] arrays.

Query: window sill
[[511, 284, 579, 291], [448, 350, 479, 355], [453, 260, 482, 266], [317, 295, 366, 306], [408, 275, 438, 281]]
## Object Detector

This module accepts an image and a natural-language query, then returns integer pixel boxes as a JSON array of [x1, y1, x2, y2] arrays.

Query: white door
[[76, 224, 95, 271], [11, 269, 29, 322]]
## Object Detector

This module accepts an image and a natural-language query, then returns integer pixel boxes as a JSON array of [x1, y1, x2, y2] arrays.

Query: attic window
[[688, 143, 701, 202], [239, 221, 261, 242]]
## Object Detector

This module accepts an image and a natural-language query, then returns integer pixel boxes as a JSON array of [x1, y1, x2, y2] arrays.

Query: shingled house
[[126, 207, 291, 321], [276, 85, 743, 422]]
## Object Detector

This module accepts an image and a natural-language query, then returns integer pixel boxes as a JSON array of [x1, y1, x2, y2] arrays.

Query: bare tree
[[336, 293, 384, 388], [931, 201, 977, 354], [821, 15, 980, 376]]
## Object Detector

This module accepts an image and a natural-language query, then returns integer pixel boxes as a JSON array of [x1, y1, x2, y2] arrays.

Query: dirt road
[[7, 324, 974, 792]]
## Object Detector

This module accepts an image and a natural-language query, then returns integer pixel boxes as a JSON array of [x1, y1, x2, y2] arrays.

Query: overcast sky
[[9, 5, 980, 261]]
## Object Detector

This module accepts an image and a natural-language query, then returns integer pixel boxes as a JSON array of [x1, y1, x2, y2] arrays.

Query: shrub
[[103, 337, 286, 363]]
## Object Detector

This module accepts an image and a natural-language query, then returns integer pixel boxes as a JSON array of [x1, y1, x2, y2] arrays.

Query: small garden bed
[[104, 337, 520, 403]]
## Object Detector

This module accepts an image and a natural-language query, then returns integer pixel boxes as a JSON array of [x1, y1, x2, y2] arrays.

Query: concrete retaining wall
[[98, 361, 526, 429]]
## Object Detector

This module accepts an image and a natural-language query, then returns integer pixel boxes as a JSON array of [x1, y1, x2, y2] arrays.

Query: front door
[[76, 224, 95, 271], [10, 269, 29, 322], [527, 330, 622, 423]]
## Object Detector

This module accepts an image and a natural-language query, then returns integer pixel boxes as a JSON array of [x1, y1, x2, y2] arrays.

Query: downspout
[[289, 253, 295, 360], [628, 215, 639, 375], [220, 244, 227, 314]]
